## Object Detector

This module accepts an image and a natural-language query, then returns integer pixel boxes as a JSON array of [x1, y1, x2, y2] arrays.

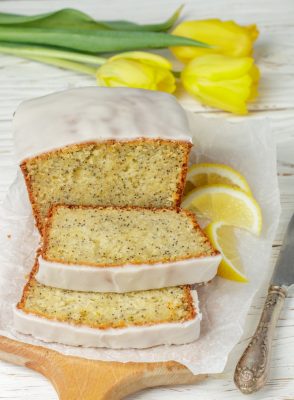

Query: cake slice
[[36, 205, 221, 293], [21, 139, 191, 233], [14, 262, 201, 349], [14, 87, 192, 233]]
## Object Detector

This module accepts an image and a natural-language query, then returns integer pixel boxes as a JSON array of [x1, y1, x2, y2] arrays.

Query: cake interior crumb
[[44, 206, 214, 265], [22, 282, 194, 329], [24, 141, 189, 231]]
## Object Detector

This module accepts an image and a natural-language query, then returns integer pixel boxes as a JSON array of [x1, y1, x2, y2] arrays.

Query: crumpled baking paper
[[0, 112, 280, 375]]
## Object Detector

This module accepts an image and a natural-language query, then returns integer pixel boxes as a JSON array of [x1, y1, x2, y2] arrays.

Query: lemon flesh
[[182, 184, 262, 235], [205, 222, 248, 282], [187, 163, 252, 194]]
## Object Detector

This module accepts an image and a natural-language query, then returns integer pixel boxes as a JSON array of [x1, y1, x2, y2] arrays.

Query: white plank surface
[[0, 0, 293, 399]]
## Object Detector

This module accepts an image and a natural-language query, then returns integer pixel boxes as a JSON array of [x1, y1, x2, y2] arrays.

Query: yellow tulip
[[171, 19, 259, 63], [96, 51, 176, 93], [181, 54, 259, 115]]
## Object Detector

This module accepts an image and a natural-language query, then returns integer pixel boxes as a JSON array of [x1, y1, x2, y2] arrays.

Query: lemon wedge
[[182, 184, 262, 235], [205, 222, 248, 282], [187, 163, 252, 194]]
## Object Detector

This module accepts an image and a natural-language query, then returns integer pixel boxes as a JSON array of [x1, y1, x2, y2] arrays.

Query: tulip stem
[[29, 55, 98, 75], [3, 51, 97, 75], [0, 42, 106, 65]]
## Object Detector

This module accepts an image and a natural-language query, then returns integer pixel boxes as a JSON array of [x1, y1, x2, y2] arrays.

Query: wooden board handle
[[0, 336, 204, 399]]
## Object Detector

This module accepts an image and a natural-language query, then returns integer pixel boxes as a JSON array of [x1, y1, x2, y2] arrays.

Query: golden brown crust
[[21, 138, 191, 165], [20, 138, 192, 235], [20, 162, 44, 235], [41, 204, 220, 269], [16, 253, 40, 312], [174, 141, 192, 207], [183, 285, 196, 320], [17, 259, 196, 330]]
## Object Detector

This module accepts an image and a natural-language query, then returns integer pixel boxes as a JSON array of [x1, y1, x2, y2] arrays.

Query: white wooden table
[[0, 0, 293, 399]]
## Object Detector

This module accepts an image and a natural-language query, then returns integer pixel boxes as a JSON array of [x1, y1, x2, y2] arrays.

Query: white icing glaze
[[13, 291, 201, 349], [36, 254, 222, 293], [13, 87, 192, 162]]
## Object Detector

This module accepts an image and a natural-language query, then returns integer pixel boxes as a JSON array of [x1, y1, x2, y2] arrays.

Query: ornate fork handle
[[234, 285, 287, 394]]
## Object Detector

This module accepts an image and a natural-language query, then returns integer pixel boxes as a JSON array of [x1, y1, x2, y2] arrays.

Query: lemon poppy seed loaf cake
[[13, 87, 192, 232], [14, 261, 201, 348], [37, 204, 221, 292]]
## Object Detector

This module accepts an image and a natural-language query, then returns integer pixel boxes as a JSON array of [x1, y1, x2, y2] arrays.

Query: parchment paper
[[0, 113, 280, 375]]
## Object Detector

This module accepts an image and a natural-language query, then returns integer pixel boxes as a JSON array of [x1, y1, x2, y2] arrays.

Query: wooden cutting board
[[0, 335, 205, 399]]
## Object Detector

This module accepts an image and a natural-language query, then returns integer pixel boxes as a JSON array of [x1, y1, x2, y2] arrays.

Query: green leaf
[[0, 27, 209, 53], [0, 6, 183, 32], [104, 5, 184, 32], [0, 9, 107, 30]]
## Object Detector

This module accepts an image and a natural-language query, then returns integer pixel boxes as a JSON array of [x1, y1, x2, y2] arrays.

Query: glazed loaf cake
[[36, 205, 221, 292], [13, 88, 192, 232], [15, 262, 201, 348]]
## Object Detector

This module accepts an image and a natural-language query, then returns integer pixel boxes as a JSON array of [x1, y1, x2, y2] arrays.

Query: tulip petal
[[96, 59, 154, 89], [171, 19, 258, 63], [195, 82, 249, 114], [246, 24, 259, 41], [249, 64, 260, 84], [96, 57, 175, 93], [109, 51, 172, 69], [181, 54, 259, 114], [248, 64, 260, 100], [183, 54, 254, 81], [154, 67, 176, 93]]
